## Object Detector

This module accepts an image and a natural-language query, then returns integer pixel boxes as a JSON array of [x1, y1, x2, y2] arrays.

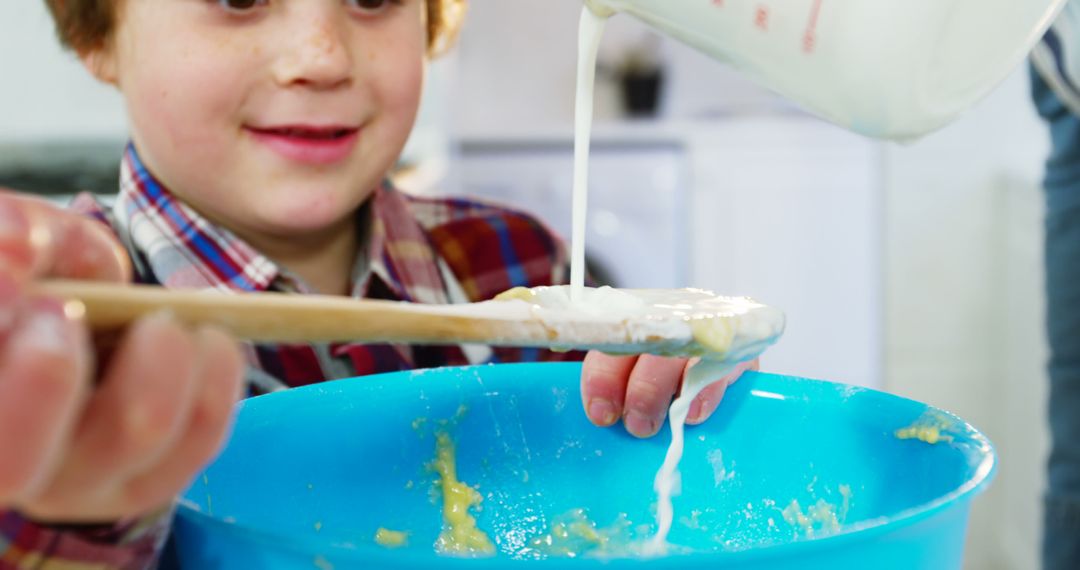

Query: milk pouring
[[568, 0, 1066, 553], [585, 0, 1066, 140]]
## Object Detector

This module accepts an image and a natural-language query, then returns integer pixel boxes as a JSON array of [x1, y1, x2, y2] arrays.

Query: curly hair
[[43, 0, 465, 56]]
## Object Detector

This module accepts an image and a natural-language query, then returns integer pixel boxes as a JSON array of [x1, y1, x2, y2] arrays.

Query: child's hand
[[580, 351, 758, 438], [0, 192, 245, 523]]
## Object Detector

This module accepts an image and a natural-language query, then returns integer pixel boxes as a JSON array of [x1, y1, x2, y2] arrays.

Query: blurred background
[[0, 1, 1049, 568]]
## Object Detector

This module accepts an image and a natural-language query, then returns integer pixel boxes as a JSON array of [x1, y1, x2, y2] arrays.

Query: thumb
[[0, 191, 130, 283]]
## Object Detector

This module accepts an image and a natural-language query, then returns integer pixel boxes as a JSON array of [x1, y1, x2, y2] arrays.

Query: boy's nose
[[272, 13, 353, 89]]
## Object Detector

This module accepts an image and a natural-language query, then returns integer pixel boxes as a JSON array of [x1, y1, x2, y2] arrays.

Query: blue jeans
[[1033, 68, 1080, 570]]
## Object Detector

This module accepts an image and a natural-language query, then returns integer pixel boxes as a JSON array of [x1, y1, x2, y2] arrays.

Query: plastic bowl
[[174, 362, 995, 569]]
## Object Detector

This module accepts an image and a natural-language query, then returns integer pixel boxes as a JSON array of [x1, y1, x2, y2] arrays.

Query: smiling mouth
[[247, 125, 361, 165], [249, 126, 358, 140]]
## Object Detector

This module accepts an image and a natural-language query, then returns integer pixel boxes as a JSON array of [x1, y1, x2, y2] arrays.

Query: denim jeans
[[1032, 67, 1080, 570]]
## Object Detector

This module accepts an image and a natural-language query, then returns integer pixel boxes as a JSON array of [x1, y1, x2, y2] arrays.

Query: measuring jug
[[585, 0, 1066, 140]]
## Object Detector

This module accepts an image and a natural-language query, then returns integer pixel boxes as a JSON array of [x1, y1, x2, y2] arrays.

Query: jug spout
[[584, 0, 616, 19]]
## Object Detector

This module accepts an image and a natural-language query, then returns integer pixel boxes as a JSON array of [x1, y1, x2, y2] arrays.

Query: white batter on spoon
[[495, 286, 783, 360]]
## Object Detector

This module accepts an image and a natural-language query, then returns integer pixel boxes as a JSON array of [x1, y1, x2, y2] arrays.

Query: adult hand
[[0, 192, 245, 522]]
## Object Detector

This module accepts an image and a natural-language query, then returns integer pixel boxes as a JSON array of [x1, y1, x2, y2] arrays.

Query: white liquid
[[570, 6, 607, 302], [569, 4, 705, 554], [645, 359, 735, 554], [568, 4, 777, 556]]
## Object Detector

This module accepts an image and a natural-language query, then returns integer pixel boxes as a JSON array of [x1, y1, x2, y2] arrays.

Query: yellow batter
[[524, 509, 638, 559], [430, 431, 496, 556], [895, 413, 955, 444], [375, 528, 409, 548], [780, 485, 851, 538], [494, 287, 536, 302], [689, 318, 735, 358]]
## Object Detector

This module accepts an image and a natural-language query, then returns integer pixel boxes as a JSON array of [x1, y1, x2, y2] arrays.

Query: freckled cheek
[[123, 54, 254, 204], [130, 58, 246, 151]]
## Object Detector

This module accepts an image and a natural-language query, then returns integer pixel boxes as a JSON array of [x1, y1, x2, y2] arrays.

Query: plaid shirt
[[0, 145, 580, 569]]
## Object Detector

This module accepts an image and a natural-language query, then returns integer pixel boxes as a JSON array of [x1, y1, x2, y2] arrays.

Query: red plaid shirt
[[0, 146, 580, 569]]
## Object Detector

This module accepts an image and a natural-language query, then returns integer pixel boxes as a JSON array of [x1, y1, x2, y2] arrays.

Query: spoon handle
[[33, 280, 579, 346]]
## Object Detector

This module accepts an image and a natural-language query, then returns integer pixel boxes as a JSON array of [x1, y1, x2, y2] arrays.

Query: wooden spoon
[[34, 280, 784, 358]]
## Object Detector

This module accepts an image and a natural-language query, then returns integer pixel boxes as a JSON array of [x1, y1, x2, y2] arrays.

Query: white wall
[[685, 118, 883, 388], [0, 2, 127, 141], [451, 0, 786, 136], [884, 68, 1050, 570]]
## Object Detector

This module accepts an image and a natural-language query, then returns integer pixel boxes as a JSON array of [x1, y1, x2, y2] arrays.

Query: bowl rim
[[175, 362, 997, 566]]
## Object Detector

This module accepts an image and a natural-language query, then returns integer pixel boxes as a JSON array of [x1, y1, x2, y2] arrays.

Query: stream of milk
[[571, 5, 733, 554]]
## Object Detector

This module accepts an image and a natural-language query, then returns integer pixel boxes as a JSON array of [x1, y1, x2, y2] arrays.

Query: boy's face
[[89, 0, 426, 241]]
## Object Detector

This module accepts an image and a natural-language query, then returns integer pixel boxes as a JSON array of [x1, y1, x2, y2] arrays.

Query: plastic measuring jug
[[584, 0, 1066, 140]]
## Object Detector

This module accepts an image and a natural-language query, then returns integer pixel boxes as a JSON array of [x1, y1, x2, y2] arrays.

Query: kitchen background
[[0, 1, 1048, 568]]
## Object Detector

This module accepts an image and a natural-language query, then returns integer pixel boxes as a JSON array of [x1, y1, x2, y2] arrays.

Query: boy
[[0, 0, 753, 566]]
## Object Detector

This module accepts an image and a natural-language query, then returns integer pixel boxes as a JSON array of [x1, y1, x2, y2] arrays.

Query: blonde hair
[[44, 0, 466, 56]]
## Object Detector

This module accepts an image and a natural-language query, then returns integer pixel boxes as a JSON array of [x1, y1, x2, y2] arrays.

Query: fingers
[[44, 313, 201, 502], [0, 295, 91, 503], [581, 353, 763, 439], [0, 191, 130, 283], [0, 191, 133, 510], [124, 327, 244, 511], [0, 193, 36, 274], [581, 352, 637, 427], [20, 318, 246, 522], [623, 355, 689, 438], [0, 190, 242, 521], [685, 373, 727, 425], [686, 358, 759, 425]]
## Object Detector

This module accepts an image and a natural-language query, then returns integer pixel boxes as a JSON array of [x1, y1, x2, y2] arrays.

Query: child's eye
[[216, 0, 269, 13], [345, 0, 400, 15]]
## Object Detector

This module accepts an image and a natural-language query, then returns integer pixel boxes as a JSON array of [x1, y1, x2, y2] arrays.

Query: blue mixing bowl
[[174, 363, 995, 569]]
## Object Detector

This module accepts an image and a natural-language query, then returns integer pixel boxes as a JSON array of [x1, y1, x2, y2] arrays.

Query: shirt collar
[[113, 145, 279, 292], [360, 181, 450, 304], [112, 144, 449, 304]]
